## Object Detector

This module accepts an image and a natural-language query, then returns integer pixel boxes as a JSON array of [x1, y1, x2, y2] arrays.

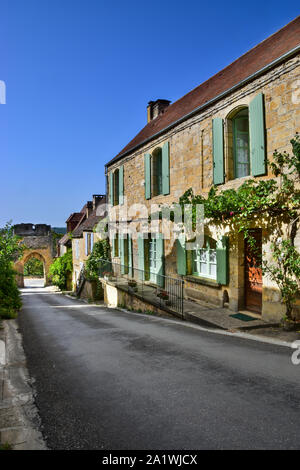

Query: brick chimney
[[147, 99, 171, 123], [92, 194, 106, 210], [86, 201, 93, 218]]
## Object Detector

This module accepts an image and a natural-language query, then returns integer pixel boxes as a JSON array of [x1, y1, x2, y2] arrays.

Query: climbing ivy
[[49, 250, 73, 290], [179, 134, 300, 320], [85, 239, 111, 281]]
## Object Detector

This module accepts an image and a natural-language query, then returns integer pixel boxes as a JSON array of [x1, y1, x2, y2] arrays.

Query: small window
[[152, 148, 163, 196], [232, 108, 250, 178], [113, 169, 119, 206], [192, 237, 217, 280]]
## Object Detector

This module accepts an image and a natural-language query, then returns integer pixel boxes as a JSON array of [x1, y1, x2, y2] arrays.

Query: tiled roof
[[72, 202, 107, 238], [107, 16, 300, 166], [58, 233, 70, 245], [65, 212, 83, 224], [80, 210, 102, 231]]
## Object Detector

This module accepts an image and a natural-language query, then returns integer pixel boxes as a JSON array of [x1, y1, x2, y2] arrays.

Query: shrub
[[85, 239, 111, 280], [0, 222, 23, 319], [49, 250, 73, 290]]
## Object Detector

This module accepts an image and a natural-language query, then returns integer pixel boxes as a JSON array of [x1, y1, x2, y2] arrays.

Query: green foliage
[[49, 250, 73, 290], [0, 222, 23, 319], [85, 239, 111, 281], [0, 442, 13, 450], [179, 134, 300, 320], [24, 257, 44, 277]]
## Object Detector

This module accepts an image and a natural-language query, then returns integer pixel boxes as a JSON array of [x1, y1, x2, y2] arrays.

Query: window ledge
[[184, 275, 221, 288]]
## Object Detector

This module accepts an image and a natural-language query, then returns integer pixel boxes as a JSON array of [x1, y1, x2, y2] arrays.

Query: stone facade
[[107, 54, 300, 322], [13, 224, 55, 287]]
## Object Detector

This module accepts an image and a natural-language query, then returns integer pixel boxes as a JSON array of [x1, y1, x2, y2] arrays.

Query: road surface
[[18, 284, 300, 449]]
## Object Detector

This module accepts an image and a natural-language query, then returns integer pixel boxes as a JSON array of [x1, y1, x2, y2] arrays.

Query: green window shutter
[[155, 233, 165, 288], [216, 236, 229, 285], [137, 234, 145, 280], [119, 165, 124, 205], [212, 118, 224, 185], [109, 171, 114, 205], [162, 142, 170, 195], [128, 234, 133, 277], [144, 153, 151, 199], [120, 235, 126, 274], [176, 234, 186, 276], [249, 93, 266, 176]]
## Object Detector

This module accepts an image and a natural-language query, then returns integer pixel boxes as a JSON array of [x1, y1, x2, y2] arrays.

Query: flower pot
[[281, 319, 298, 331]]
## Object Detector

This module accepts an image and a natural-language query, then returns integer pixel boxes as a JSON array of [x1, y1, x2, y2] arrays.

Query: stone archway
[[21, 251, 46, 286], [13, 224, 55, 287]]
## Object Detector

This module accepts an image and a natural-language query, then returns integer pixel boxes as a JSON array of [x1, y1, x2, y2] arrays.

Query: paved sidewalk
[[0, 320, 46, 450], [182, 298, 278, 331]]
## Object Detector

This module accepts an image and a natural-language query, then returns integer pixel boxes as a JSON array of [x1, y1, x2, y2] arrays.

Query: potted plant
[[102, 271, 113, 281], [281, 316, 300, 331], [128, 279, 137, 292], [157, 290, 171, 305]]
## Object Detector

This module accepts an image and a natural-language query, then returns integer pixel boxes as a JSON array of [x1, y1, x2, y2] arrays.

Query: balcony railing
[[97, 259, 184, 318]]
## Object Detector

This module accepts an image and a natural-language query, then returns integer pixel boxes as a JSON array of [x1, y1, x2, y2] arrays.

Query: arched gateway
[[13, 224, 55, 287]]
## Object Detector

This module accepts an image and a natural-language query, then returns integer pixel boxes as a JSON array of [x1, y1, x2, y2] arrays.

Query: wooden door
[[244, 230, 262, 314]]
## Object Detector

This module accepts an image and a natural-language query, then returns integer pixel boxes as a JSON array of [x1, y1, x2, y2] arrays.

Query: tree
[[24, 257, 44, 277], [0, 222, 23, 318]]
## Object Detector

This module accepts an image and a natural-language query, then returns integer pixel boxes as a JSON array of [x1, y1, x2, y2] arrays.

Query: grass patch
[[0, 442, 13, 450]]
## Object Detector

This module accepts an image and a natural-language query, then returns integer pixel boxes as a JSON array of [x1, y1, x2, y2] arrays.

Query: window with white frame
[[192, 237, 217, 279]]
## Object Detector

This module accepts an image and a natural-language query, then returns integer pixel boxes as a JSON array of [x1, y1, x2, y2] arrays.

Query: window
[[120, 234, 133, 276], [232, 108, 250, 178], [138, 234, 164, 287], [109, 166, 124, 206], [144, 142, 170, 199], [152, 148, 163, 196], [192, 237, 217, 280], [113, 169, 119, 206], [85, 233, 94, 256], [75, 240, 79, 259], [212, 93, 266, 185]]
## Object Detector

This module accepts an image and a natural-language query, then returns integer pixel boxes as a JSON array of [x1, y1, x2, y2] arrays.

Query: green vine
[[85, 239, 111, 281]]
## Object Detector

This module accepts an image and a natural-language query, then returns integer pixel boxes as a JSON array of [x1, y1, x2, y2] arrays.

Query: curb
[[0, 320, 47, 450]]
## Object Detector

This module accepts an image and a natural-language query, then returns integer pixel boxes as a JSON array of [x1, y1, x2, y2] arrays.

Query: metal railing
[[97, 259, 184, 318]]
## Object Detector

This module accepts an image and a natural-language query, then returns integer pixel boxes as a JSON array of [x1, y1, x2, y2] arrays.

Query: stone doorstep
[[183, 299, 279, 331]]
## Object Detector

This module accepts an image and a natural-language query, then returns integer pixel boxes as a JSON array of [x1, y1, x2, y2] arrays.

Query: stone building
[[58, 212, 84, 256], [105, 17, 300, 321], [13, 224, 55, 287], [71, 195, 106, 286]]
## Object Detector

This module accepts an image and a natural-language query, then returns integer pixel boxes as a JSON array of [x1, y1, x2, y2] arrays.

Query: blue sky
[[0, 0, 299, 227]]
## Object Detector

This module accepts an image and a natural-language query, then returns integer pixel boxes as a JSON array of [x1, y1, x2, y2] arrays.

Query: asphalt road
[[18, 284, 300, 450]]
